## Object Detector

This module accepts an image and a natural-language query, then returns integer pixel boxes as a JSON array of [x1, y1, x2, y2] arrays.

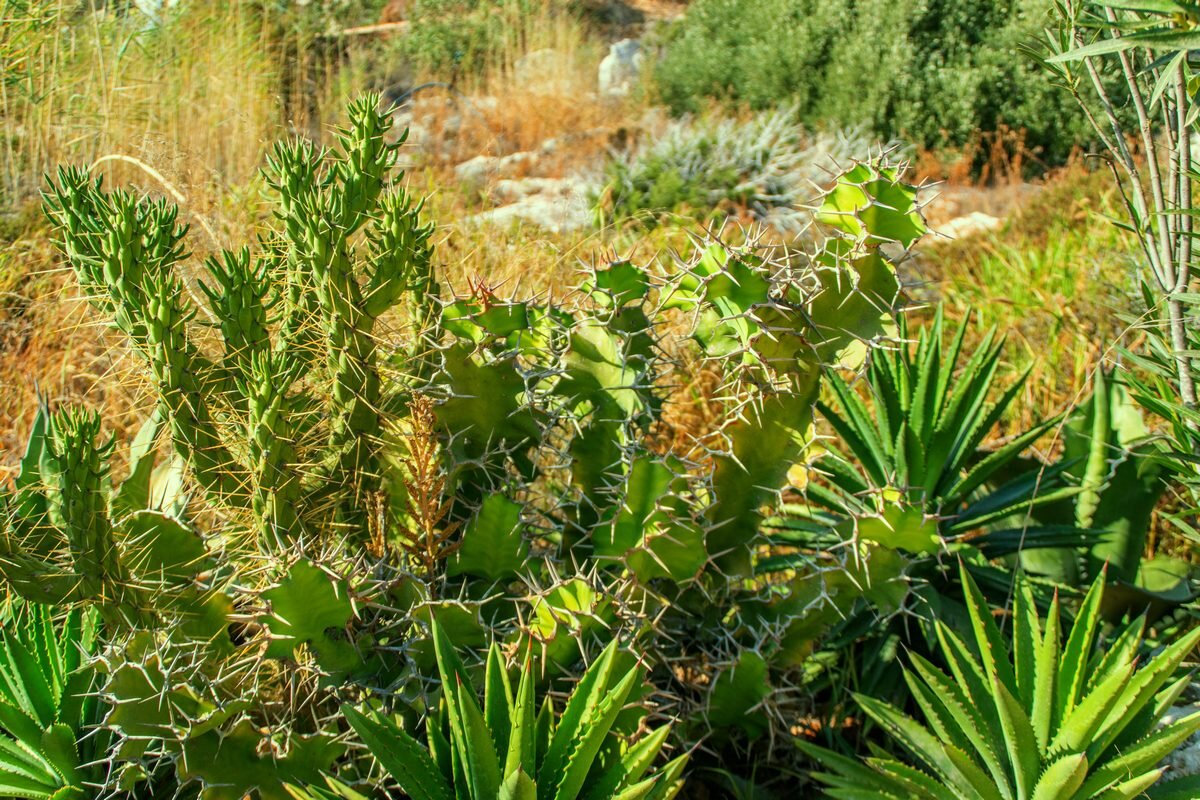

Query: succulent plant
[[331, 620, 688, 800], [43, 93, 434, 544], [25, 91, 946, 787], [798, 563, 1200, 799], [0, 601, 104, 800]]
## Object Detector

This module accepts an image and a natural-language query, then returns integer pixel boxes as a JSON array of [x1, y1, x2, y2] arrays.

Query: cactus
[[1, 404, 382, 797], [0, 402, 231, 637], [44, 92, 434, 544], [26, 94, 941, 785], [397, 158, 927, 765]]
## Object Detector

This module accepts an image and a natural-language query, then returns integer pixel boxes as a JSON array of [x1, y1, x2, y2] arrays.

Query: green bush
[[652, 0, 1094, 165], [397, 0, 537, 78], [595, 106, 875, 230]]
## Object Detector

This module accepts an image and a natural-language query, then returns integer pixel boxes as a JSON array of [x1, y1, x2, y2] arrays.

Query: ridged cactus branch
[[199, 246, 273, 387], [242, 350, 304, 543], [50, 409, 124, 606], [44, 93, 434, 542], [265, 138, 328, 366], [44, 170, 246, 502]]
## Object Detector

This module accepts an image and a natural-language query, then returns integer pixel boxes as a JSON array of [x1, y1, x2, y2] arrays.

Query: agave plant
[[787, 307, 1077, 552], [0, 601, 104, 800], [1020, 370, 1190, 615], [761, 309, 1092, 705], [326, 621, 688, 800], [797, 563, 1200, 799]]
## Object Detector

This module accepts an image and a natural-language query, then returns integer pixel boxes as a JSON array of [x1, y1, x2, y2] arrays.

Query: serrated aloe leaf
[[854, 694, 982, 798], [1076, 713, 1200, 797], [538, 640, 620, 796], [342, 706, 452, 800], [457, 678, 502, 800], [1033, 592, 1061, 752], [1049, 661, 1133, 755], [1055, 572, 1105, 727], [499, 769, 538, 800], [1030, 753, 1087, 800], [905, 657, 1007, 798], [643, 754, 689, 800], [582, 725, 671, 800], [485, 645, 514, 768], [553, 665, 641, 800], [506, 648, 537, 780], [1090, 627, 1200, 755]]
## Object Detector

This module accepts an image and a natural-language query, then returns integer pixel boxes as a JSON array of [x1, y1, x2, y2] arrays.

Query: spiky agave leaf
[[797, 563, 1200, 798], [341, 620, 685, 800], [0, 600, 103, 800]]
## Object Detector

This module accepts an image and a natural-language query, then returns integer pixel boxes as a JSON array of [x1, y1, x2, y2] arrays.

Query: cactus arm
[[45, 172, 246, 503], [364, 191, 434, 321], [265, 138, 328, 366], [198, 247, 273, 389], [333, 94, 399, 235], [242, 351, 303, 542], [50, 411, 123, 607]]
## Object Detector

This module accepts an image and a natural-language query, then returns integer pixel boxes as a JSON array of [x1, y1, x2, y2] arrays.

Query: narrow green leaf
[[1031, 753, 1087, 800], [341, 706, 453, 800]]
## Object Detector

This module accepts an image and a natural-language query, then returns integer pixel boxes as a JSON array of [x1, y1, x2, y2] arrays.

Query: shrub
[[396, 0, 545, 78], [595, 106, 876, 231], [652, 0, 1095, 165]]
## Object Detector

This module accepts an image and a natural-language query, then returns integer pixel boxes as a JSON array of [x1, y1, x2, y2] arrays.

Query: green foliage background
[[653, 0, 1094, 163]]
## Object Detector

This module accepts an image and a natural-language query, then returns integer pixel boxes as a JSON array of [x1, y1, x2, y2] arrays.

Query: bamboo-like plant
[[1035, 1, 1200, 500]]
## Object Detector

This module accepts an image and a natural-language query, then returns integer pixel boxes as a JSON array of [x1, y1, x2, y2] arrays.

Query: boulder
[[454, 151, 541, 193], [470, 176, 595, 234], [598, 39, 643, 96], [936, 211, 1003, 240]]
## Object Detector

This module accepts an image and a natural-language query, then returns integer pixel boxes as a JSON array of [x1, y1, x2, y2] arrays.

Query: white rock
[[490, 177, 575, 205], [936, 211, 1003, 240], [598, 39, 644, 96], [454, 151, 541, 192], [469, 177, 595, 234]]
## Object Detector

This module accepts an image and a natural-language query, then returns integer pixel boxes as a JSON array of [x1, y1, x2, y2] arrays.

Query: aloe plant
[[0, 601, 104, 800], [334, 621, 688, 800], [797, 563, 1200, 799], [785, 307, 1077, 554], [1020, 370, 1190, 615]]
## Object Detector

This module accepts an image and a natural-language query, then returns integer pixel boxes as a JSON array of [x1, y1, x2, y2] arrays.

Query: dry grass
[[2, 1, 286, 205], [911, 161, 1140, 430]]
